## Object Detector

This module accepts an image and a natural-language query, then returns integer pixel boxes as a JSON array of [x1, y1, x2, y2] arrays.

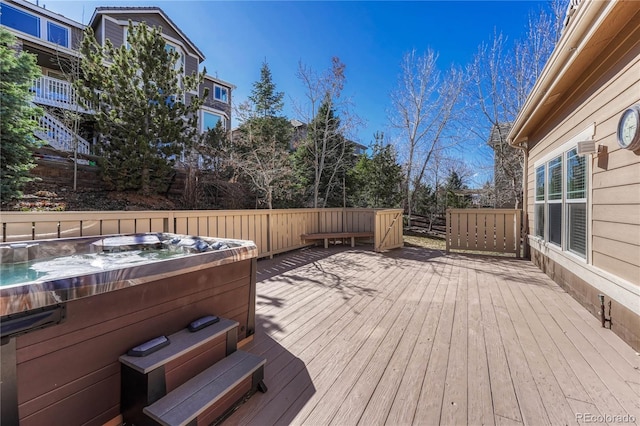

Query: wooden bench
[[144, 350, 266, 426], [301, 232, 374, 249]]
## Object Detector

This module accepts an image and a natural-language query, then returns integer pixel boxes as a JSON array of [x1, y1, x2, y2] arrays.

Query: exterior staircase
[[30, 75, 93, 155], [34, 109, 91, 155], [120, 317, 267, 426]]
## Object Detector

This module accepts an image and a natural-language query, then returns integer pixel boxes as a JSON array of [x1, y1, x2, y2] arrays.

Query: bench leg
[[324, 238, 328, 249], [351, 237, 355, 247]]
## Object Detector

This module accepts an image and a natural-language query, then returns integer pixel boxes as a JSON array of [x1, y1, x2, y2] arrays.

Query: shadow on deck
[[227, 246, 640, 426]]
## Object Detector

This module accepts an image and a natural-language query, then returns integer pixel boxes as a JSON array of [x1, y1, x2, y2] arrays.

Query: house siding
[[527, 21, 640, 284], [185, 54, 198, 78], [200, 78, 231, 116], [524, 8, 640, 348], [103, 18, 123, 48], [92, 18, 103, 45]]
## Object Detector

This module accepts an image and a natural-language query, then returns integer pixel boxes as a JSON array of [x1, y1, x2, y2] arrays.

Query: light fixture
[[576, 140, 597, 156]]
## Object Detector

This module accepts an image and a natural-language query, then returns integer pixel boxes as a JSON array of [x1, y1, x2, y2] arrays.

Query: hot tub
[[0, 233, 258, 426]]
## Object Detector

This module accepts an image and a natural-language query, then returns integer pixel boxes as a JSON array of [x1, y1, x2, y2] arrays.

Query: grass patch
[[403, 229, 446, 251]]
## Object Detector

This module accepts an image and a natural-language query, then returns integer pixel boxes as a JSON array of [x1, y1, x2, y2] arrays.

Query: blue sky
[[42, 0, 550, 183]]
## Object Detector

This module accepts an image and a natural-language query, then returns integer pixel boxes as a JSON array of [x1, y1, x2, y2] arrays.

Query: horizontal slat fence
[[1, 208, 403, 258], [446, 208, 522, 257]]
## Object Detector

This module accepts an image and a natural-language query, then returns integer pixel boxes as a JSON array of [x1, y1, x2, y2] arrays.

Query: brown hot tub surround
[[0, 233, 258, 426]]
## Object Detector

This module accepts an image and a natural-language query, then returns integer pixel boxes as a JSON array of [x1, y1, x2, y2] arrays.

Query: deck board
[[224, 246, 640, 426]]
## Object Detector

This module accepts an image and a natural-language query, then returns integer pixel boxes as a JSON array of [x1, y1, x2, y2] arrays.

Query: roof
[[508, 1, 637, 146], [89, 6, 205, 61]]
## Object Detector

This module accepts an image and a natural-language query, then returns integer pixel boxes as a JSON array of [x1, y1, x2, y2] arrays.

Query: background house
[[488, 122, 523, 208], [0, 0, 233, 158], [509, 0, 639, 350]]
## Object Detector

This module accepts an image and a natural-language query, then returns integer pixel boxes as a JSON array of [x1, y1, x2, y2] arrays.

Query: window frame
[[1, 3, 41, 38], [214, 85, 229, 103], [201, 109, 227, 132], [46, 21, 69, 47], [565, 148, 587, 257], [533, 127, 591, 260]]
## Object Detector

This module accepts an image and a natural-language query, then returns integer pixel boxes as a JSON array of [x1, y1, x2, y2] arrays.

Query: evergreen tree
[[0, 28, 43, 202], [76, 22, 205, 195], [351, 132, 403, 208], [231, 62, 292, 209], [249, 62, 284, 118], [293, 98, 355, 207], [444, 170, 470, 208]]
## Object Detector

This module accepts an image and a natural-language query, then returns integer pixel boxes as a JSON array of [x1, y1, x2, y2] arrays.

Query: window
[[202, 111, 225, 131], [165, 43, 184, 73], [534, 147, 588, 258], [566, 148, 587, 256], [534, 166, 545, 238], [1, 3, 40, 37], [214, 86, 228, 103], [547, 156, 563, 246], [47, 22, 68, 47]]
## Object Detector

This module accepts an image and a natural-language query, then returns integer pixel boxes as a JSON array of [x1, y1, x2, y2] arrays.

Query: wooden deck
[[225, 246, 640, 426]]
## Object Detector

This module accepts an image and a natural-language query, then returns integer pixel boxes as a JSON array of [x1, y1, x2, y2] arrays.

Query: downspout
[[511, 137, 529, 259]]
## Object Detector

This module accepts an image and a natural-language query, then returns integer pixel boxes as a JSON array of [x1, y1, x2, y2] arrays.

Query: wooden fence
[[1, 208, 403, 258], [445, 209, 522, 258]]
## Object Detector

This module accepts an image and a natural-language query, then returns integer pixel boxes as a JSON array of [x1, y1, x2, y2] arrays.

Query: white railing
[[34, 110, 91, 154], [31, 76, 92, 113]]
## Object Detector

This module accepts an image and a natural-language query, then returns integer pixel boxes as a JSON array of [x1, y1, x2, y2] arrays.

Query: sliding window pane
[[568, 203, 586, 257], [548, 157, 562, 200], [47, 22, 68, 47], [535, 166, 545, 201], [548, 203, 562, 246], [535, 204, 545, 238], [566, 149, 586, 199], [1, 4, 40, 37]]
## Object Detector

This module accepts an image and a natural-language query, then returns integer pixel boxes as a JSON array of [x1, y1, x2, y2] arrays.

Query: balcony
[[31, 75, 92, 113]]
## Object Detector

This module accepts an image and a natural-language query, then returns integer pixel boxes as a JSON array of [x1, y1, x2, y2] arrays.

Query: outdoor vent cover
[[576, 140, 596, 156]]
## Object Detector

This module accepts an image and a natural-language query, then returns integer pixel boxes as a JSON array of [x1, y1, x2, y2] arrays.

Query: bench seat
[[301, 232, 374, 248]]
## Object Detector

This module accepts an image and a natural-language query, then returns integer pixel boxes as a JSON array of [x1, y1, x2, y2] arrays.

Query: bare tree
[[464, 0, 567, 208], [389, 49, 463, 219], [231, 100, 292, 209], [294, 57, 362, 208]]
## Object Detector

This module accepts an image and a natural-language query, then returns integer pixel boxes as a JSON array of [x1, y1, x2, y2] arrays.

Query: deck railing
[[31, 76, 92, 113], [34, 110, 92, 154], [1, 208, 404, 258], [445, 208, 522, 258]]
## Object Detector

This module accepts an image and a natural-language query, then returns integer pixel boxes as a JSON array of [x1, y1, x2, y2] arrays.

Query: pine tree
[[249, 62, 284, 118], [231, 62, 292, 209], [76, 22, 205, 195], [294, 98, 355, 208], [0, 28, 43, 202], [351, 132, 403, 208]]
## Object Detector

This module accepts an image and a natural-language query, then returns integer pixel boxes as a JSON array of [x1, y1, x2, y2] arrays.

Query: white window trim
[[46, 21, 70, 48], [533, 147, 589, 262], [214, 84, 229, 103], [546, 155, 563, 247], [1, 3, 76, 53], [534, 123, 595, 168], [201, 108, 228, 132]]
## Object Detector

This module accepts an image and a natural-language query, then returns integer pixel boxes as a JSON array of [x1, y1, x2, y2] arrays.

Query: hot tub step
[[120, 317, 238, 375], [120, 317, 239, 425], [144, 350, 266, 426]]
